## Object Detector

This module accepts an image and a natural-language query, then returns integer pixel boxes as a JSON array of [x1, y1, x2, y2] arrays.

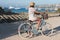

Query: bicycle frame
[[26, 19, 46, 34], [18, 18, 53, 38]]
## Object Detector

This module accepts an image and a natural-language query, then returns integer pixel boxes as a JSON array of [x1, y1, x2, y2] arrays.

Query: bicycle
[[18, 18, 53, 39]]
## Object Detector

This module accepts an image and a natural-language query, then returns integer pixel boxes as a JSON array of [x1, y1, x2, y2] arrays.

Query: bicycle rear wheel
[[18, 23, 31, 39]]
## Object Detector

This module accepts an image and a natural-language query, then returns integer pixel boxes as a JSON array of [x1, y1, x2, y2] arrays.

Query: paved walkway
[[1, 17, 60, 40]]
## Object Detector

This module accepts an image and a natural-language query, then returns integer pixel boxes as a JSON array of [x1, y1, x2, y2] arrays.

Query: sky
[[0, 0, 60, 7]]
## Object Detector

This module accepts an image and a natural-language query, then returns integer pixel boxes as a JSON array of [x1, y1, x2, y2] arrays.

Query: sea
[[4, 7, 56, 13]]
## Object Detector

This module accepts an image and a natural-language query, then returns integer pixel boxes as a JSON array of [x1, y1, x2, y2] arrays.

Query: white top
[[28, 7, 37, 21]]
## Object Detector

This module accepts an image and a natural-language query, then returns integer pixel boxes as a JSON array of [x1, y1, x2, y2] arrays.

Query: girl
[[27, 2, 42, 38]]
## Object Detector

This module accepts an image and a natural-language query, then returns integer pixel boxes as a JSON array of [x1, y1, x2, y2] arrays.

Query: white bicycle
[[18, 19, 53, 39]]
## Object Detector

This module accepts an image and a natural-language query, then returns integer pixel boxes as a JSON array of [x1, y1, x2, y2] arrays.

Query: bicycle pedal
[[38, 30, 42, 32], [39, 27, 42, 30]]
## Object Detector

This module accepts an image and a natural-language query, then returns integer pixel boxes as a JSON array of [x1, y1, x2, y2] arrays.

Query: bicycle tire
[[18, 22, 31, 39], [42, 22, 53, 36]]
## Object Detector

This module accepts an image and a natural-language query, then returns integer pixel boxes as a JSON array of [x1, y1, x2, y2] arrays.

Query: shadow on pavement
[[42, 26, 60, 37], [0, 21, 25, 39], [49, 26, 60, 36], [33, 26, 60, 37], [0, 21, 60, 39]]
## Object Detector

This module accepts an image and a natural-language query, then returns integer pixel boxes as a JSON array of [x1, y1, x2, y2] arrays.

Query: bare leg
[[36, 18, 41, 30], [26, 26, 33, 38]]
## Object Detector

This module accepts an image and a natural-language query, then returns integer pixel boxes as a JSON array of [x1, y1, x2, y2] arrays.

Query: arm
[[34, 11, 44, 15], [34, 11, 40, 15]]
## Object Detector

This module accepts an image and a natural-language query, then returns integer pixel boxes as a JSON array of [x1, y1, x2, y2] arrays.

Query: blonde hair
[[30, 2, 35, 7]]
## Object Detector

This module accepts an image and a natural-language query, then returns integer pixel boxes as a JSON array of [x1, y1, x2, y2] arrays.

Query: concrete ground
[[0, 17, 60, 40]]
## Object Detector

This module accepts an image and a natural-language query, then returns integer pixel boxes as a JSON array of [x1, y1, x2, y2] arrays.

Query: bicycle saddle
[[28, 20, 37, 24]]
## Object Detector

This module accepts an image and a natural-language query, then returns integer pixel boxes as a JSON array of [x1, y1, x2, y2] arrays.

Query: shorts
[[29, 17, 37, 21]]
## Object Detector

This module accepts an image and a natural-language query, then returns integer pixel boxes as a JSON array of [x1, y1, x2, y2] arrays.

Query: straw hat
[[30, 2, 35, 6]]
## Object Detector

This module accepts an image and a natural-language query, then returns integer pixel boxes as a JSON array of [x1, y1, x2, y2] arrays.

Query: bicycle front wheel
[[42, 22, 53, 36]]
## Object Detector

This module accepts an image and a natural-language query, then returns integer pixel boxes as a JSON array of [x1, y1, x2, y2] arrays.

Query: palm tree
[[57, 8, 60, 13]]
